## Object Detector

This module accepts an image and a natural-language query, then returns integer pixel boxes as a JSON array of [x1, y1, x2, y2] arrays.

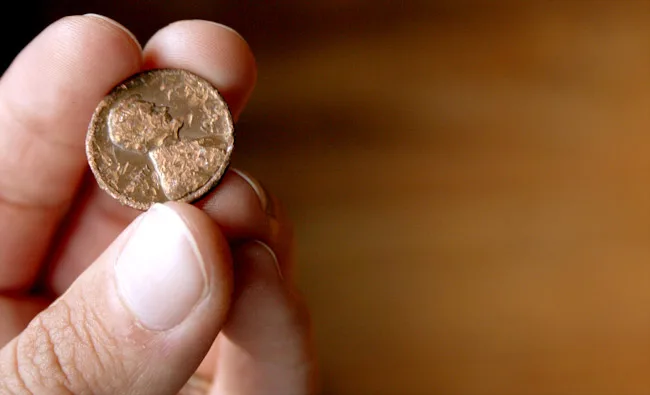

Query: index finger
[[0, 15, 142, 292]]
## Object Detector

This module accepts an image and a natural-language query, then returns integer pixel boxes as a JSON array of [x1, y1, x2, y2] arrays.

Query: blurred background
[[7, 1, 650, 394]]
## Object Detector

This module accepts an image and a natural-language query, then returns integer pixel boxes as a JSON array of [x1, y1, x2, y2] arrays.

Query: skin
[[0, 15, 317, 394]]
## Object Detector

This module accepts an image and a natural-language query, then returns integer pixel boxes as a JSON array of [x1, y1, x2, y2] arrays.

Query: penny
[[86, 69, 234, 211]]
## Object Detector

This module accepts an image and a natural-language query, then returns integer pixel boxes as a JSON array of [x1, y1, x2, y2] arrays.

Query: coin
[[86, 69, 234, 211]]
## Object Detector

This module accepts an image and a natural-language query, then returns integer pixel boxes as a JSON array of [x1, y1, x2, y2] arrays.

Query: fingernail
[[238, 240, 283, 281], [231, 168, 276, 218], [84, 13, 142, 51], [115, 203, 208, 330]]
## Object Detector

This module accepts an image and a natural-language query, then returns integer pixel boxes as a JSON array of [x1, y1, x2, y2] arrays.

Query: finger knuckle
[[11, 299, 124, 393]]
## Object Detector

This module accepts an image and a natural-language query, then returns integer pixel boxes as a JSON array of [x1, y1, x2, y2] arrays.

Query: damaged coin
[[86, 68, 234, 211]]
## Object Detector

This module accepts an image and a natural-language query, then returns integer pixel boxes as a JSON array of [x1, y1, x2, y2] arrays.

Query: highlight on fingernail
[[231, 168, 276, 218], [251, 240, 283, 281]]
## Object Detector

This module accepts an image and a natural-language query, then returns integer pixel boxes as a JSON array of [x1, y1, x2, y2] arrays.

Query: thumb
[[0, 202, 233, 395]]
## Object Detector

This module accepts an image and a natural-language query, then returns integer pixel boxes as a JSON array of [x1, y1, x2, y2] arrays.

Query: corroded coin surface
[[86, 69, 234, 210]]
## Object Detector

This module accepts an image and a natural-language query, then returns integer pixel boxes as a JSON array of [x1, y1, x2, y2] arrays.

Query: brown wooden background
[[9, 1, 650, 394]]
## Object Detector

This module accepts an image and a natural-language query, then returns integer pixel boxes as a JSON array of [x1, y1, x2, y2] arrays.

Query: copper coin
[[86, 69, 234, 211]]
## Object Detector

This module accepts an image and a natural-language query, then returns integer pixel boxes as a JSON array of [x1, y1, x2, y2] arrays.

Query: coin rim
[[85, 68, 235, 211]]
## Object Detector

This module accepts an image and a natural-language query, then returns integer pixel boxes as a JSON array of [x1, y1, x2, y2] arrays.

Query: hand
[[0, 14, 316, 394]]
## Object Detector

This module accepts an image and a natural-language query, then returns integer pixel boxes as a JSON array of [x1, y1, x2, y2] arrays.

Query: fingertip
[[143, 20, 257, 120], [0, 13, 143, 126], [49, 14, 142, 68], [83, 13, 143, 52]]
